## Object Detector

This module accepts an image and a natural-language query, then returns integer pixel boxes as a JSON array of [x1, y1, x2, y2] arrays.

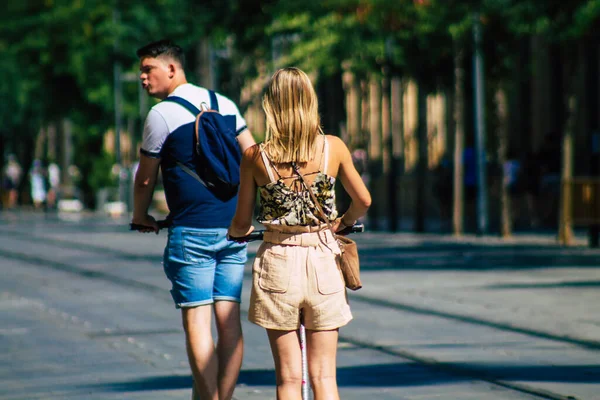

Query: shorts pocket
[[313, 253, 344, 295], [182, 232, 215, 264], [258, 250, 291, 293]]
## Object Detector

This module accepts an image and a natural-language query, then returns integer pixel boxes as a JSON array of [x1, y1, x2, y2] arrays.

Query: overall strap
[[320, 136, 329, 174], [259, 144, 277, 183], [162, 96, 200, 115], [208, 90, 219, 112]]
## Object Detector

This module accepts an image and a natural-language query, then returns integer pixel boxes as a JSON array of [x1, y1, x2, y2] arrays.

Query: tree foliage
[[0, 0, 598, 204]]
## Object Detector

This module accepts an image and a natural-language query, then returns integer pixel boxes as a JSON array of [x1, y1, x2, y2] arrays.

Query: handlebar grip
[[337, 223, 364, 236], [157, 220, 171, 229], [227, 231, 265, 243], [129, 219, 171, 231]]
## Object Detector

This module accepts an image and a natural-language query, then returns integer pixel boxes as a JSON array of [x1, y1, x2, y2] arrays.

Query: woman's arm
[[228, 145, 259, 238], [332, 136, 372, 230]]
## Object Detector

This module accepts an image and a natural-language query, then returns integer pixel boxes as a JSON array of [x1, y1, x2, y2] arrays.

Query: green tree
[[0, 0, 225, 206]]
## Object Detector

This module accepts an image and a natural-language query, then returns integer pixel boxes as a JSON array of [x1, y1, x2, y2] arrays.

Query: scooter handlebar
[[228, 223, 364, 243], [129, 219, 171, 231]]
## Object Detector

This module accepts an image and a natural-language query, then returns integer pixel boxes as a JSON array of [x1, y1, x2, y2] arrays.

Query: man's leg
[[213, 234, 247, 399], [214, 301, 244, 400], [182, 305, 218, 400]]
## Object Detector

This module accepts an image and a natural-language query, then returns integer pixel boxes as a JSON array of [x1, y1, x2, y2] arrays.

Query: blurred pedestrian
[[463, 146, 477, 201], [228, 67, 371, 400], [29, 159, 47, 209], [3, 154, 22, 209], [46, 160, 60, 210], [130, 39, 255, 400], [520, 152, 541, 228]]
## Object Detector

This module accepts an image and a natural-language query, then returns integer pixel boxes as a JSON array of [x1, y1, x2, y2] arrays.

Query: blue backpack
[[163, 90, 241, 201]]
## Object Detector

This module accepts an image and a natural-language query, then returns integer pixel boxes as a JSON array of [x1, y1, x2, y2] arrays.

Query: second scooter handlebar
[[228, 223, 364, 243]]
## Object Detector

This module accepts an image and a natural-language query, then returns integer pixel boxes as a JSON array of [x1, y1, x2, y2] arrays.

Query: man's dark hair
[[136, 39, 185, 69]]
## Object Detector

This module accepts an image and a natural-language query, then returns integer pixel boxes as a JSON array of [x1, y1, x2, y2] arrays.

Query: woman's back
[[228, 67, 372, 400], [255, 135, 338, 226]]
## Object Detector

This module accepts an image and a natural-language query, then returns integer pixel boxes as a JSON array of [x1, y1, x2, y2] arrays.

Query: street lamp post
[[472, 12, 489, 235]]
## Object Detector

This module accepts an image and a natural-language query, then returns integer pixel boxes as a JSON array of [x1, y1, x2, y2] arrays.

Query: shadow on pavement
[[486, 280, 600, 289], [358, 244, 600, 271], [349, 294, 600, 350], [79, 363, 600, 393]]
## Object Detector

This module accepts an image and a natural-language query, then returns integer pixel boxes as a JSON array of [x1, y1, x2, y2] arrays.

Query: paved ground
[[0, 210, 599, 399]]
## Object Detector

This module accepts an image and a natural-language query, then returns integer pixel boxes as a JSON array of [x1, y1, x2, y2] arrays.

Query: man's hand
[[131, 214, 159, 234], [227, 225, 254, 242]]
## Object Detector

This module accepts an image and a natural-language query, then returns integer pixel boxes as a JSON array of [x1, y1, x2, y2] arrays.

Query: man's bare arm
[[236, 129, 256, 153], [132, 154, 161, 230]]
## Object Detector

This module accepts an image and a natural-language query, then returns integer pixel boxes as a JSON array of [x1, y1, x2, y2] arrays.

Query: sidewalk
[[0, 212, 599, 399]]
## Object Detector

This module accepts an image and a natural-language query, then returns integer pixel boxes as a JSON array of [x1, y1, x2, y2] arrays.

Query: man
[[131, 39, 255, 400]]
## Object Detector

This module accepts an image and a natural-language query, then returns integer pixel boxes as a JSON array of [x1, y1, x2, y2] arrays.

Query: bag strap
[[162, 96, 213, 189], [164, 90, 218, 113], [162, 96, 200, 115], [208, 90, 219, 112], [291, 163, 335, 234], [176, 161, 209, 189]]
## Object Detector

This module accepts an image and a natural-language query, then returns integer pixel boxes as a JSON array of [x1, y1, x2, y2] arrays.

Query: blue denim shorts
[[163, 227, 247, 308]]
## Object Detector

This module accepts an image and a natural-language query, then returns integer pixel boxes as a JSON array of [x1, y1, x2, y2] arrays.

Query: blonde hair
[[262, 67, 323, 163]]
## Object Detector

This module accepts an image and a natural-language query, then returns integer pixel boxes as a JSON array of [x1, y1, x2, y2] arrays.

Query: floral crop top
[[257, 138, 338, 226]]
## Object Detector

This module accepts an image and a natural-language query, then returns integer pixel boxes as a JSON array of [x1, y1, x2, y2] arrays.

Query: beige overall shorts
[[248, 223, 353, 331], [249, 137, 352, 330]]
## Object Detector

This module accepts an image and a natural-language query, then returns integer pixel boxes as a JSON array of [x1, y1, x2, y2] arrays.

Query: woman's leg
[[306, 329, 340, 400], [267, 329, 303, 400]]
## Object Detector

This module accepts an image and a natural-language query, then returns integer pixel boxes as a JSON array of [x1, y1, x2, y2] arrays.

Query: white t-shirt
[[141, 83, 247, 157]]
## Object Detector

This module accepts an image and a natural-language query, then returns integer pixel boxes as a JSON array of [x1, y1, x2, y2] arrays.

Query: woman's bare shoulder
[[324, 135, 350, 156], [324, 134, 347, 148]]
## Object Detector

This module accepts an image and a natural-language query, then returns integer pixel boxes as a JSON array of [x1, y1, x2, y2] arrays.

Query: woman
[[228, 67, 371, 400]]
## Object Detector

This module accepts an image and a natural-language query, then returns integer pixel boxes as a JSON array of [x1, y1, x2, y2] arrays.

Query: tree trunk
[[558, 94, 577, 245], [34, 126, 46, 161], [381, 68, 397, 231], [342, 64, 360, 147], [558, 45, 583, 245], [61, 118, 74, 198], [414, 80, 428, 233], [195, 39, 215, 89], [495, 86, 512, 238], [453, 47, 465, 236], [367, 77, 382, 231], [390, 77, 405, 231]]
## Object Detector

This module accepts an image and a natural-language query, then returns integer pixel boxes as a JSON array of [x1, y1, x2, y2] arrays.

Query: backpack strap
[[161, 96, 210, 188], [208, 90, 219, 112], [175, 161, 209, 189], [162, 96, 200, 115]]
